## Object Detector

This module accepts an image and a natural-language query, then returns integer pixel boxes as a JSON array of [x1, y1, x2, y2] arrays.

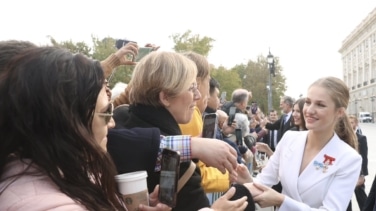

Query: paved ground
[[350, 123, 376, 211]]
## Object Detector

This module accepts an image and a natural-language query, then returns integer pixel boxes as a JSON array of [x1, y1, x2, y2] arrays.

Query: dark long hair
[[0, 40, 36, 73], [294, 98, 307, 130], [0, 47, 125, 210]]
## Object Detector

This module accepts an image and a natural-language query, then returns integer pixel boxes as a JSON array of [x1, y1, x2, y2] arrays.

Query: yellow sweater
[[179, 107, 230, 193], [179, 107, 203, 137]]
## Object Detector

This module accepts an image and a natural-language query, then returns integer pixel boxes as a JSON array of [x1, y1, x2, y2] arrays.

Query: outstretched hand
[[211, 187, 248, 211], [145, 43, 160, 51], [252, 182, 284, 208], [230, 164, 253, 184], [114, 42, 139, 65], [255, 142, 274, 157], [191, 137, 238, 174]]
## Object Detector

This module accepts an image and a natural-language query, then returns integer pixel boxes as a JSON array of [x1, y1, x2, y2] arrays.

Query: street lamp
[[267, 49, 275, 112]]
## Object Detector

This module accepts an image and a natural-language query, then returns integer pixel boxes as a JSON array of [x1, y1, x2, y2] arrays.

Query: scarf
[[128, 104, 182, 135]]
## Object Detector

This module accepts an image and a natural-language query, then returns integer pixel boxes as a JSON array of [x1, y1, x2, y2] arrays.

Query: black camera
[[227, 107, 236, 126], [115, 39, 136, 49], [235, 129, 242, 146], [243, 135, 256, 149], [251, 102, 258, 114]]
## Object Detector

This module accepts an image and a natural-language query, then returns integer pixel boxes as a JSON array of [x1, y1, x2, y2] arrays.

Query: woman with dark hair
[[0, 47, 168, 210], [291, 98, 308, 131], [255, 98, 308, 158], [0, 40, 37, 73]]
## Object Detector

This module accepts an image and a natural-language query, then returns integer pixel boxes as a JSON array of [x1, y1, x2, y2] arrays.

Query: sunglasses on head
[[96, 103, 114, 124]]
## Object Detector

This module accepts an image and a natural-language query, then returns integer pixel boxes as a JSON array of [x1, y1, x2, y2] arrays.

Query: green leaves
[[48, 35, 129, 88], [49, 31, 287, 113], [169, 30, 287, 113], [169, 30, 215, 56]]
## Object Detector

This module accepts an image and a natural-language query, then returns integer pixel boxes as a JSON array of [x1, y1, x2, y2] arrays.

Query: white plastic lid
[[115, 171, 148, 182]]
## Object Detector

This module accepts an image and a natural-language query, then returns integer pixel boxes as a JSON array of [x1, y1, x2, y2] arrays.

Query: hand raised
[[230, 164, 253, 184], [145, 43, 160, 51], [255, 142, 273, 157], [191, 137, 237, 174], [114, 42, 139, 65]]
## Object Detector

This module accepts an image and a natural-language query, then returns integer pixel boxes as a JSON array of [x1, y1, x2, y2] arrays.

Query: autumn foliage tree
[[169, 30, 287, 113], [169, 30, 215, 56], [49, 30, 287, 114], [49, 35, 133, 87]]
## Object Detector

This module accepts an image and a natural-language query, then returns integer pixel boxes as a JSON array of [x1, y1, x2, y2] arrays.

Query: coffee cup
[[115, 171, 149, 211]]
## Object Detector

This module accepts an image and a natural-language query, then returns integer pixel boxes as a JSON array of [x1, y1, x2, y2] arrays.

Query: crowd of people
[[0, 39, 375, 211]]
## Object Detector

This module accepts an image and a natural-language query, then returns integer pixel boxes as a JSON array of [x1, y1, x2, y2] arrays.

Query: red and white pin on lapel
[[322, 154, 336, 173]]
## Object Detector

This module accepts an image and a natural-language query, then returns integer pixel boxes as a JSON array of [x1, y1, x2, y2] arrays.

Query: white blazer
[[254, 130, 361, 211]]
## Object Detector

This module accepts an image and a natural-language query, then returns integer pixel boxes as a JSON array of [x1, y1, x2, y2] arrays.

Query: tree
[[168, 30, 288, 113], [211, 65, 242, 102], [48, 35, 133, 88], [169, 30, 215, 56], [49, 31, 288, 105], [91, 36, 134, 87], [234, 55, 287, 113], [91, 36, 116, 61], [48, 36, 92, 56]]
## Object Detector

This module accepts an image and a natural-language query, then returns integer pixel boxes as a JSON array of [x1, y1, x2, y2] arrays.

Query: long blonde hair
[[309, 77, 358, 150]]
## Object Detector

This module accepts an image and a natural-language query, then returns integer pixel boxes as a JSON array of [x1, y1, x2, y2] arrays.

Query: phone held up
[[227, 107, 236, 126], [115, 39, 135, 50], [235, 128, 243, 146], [159, 148, 180, 208], [134, 47, 153, 62], [251, 102, 258, 114], [202, 113, 218, 139], [220, 91, 227, 104], [115, 39, 153, 62]]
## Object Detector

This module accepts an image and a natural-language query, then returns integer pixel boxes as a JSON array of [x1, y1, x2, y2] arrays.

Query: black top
[[363, 175, 376, 211], [357, 133, 368, 176], [265, 113, 294, 142], [107, 127, 161, 192], [110, 104, 209, 211]]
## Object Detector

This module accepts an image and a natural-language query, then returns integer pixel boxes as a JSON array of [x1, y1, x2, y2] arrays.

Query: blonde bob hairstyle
[[181, 51, 210, 80], [128, 51, 198, 107]]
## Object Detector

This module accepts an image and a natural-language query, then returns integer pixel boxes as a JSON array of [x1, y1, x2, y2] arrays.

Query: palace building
[[339, 7, 376, 118]]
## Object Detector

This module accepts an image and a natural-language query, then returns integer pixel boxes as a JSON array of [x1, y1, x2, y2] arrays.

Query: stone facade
[[339, 7, 376, 118]]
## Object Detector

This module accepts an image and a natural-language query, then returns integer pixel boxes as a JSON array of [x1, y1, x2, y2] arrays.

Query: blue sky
[[1, 0, 376, 99]]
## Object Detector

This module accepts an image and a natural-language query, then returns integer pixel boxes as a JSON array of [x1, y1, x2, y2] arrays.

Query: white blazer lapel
[[297, 134, 341, 195], [279, 131, 308, 202]]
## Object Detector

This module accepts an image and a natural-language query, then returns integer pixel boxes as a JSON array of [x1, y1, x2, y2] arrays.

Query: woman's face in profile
[[164, 80, 201, 124], [196, 76, 210, 113], [92, 85, 115, 151], [292, 103, 301, 127]]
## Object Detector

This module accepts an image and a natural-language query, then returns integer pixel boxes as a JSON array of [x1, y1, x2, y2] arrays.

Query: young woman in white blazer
[[233, 76, 362, 211]]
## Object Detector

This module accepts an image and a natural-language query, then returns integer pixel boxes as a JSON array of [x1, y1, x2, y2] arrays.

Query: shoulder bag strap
[[177, 161, 196, 193]]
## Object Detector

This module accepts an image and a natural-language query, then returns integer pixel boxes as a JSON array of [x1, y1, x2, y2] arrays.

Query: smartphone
[[115, 39, 134, 50], [159, 148, 180, 208], [220, 91, 227, 103], [235, 128, 243, 146], [202, 113, 218, 139], [251, 102, 258, 114], [227, 107, 236, 126], [134, 47, 153, 62]]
